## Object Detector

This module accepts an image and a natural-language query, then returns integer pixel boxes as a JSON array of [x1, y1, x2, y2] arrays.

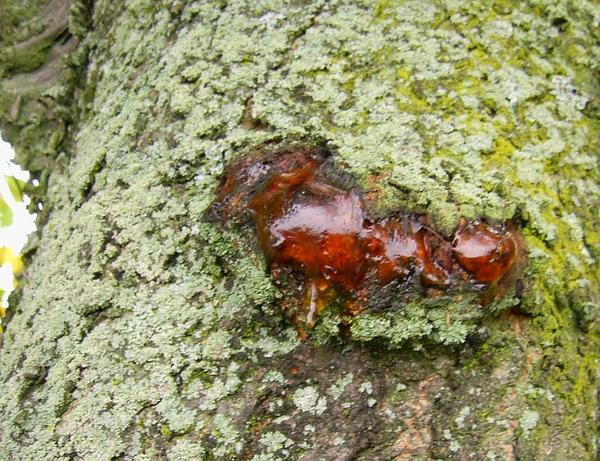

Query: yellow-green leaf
[[0, 247, 23, 274], [6, 176, 25, 202], [0, 196, 13, 227]]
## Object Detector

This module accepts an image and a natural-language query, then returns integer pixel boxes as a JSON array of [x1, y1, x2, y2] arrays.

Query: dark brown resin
[[210, 147, 521, 333]]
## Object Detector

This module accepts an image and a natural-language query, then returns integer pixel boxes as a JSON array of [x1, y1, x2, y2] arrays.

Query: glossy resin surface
[[210, 147, 521, 332]]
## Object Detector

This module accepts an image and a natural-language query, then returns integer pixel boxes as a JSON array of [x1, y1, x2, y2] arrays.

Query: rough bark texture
[[0, 0, 599, 459]]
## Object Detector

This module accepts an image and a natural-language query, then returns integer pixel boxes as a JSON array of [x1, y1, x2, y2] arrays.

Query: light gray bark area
[[0, 0, 599, 460]]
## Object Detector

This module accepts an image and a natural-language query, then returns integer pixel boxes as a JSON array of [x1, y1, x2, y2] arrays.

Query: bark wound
[[208, 146, 523, 337]]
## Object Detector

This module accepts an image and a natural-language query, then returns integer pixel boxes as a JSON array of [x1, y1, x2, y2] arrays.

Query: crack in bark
[[1, 0, 79, 94], [13, 0, 70, 56], [3, 35, 79, 93]]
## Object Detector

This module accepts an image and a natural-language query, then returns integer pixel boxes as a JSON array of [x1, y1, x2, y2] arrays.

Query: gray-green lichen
[[0, 0, 598, 459], [292, 386, 328, 416]]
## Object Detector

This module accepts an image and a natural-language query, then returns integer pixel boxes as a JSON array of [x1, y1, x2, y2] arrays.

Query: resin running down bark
[[210, 146, 522, 333]]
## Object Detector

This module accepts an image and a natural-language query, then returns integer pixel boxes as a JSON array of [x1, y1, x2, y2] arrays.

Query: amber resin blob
[[209, 146, 523, 335]]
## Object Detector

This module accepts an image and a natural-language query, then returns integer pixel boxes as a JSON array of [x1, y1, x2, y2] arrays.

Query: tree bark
[[0, 0, 599, 459]]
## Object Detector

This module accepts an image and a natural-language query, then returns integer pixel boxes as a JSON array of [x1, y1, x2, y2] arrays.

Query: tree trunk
[[1, 0, 599, 459]]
